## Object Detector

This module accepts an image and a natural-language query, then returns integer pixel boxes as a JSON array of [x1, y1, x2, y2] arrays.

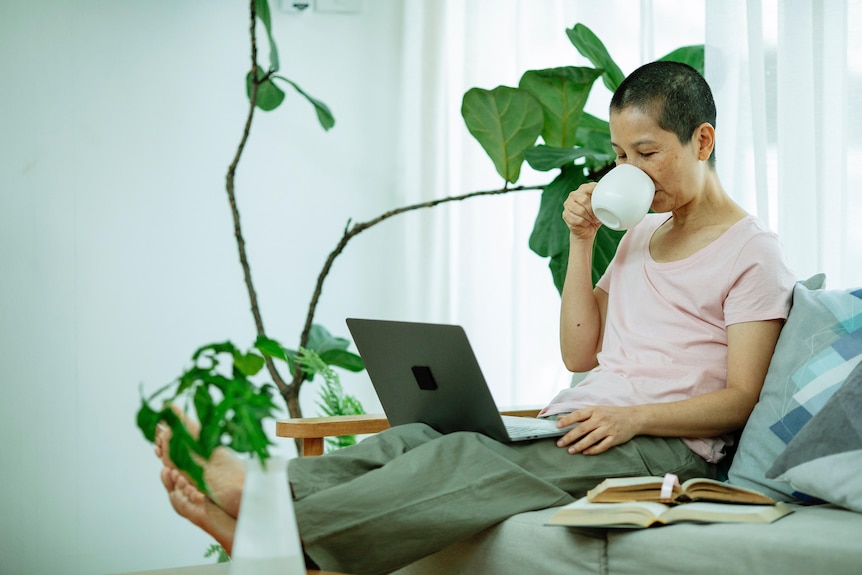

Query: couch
[[278, 275, 862, 574]]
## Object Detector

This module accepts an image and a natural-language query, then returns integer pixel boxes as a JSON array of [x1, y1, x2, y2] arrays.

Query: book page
[[661, 501, 791, 524], [554, 497, 671, 519], [681, 478, 775, 504]]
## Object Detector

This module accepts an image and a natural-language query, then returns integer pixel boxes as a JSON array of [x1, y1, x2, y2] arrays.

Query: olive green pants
[[288, 423, 714, 575]]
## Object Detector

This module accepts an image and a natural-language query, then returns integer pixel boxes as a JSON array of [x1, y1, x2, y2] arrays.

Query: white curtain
[[397, 0, 707, 405], [706, 0, 862, 289]]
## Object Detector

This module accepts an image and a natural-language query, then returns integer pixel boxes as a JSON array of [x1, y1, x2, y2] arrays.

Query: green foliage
[[461, 23, 705, 293], [518, 67, 602, 148], [659, 45, 705, 72], [461, 86, 544, 183], [295, 348, 365, 452], [245, 0, 335, 130], [246, 67, 285, 111], [565, 24, 626, 92], [254, 326, 364, 385], [136, 340, 287, 493], [275, 76, 336, 130], [528, 165, 590, 293], [282, 324, 365, 383], [204, 543, 230, 563], [136, 328, 365, 492], [254, 0, 279, 71]]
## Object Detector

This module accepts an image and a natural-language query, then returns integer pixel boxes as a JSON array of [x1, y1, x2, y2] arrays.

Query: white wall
[[0, 1, 404, 573]]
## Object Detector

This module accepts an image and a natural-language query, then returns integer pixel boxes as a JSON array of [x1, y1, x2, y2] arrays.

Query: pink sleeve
[[723, 232, 795, 326]]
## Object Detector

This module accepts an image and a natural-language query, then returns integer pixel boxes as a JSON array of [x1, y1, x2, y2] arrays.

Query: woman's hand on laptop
[[555, 406, 640, 455]]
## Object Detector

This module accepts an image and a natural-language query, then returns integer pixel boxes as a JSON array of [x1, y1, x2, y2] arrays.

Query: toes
[[160, 466, 175, 490], [185, 484, 206, 504], [170, 404, 202, 436]]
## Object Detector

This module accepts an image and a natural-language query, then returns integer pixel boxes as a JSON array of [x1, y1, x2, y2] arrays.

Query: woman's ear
[[694, 122, 715, 162]]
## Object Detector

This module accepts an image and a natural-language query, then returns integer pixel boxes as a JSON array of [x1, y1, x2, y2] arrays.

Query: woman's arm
[[559, 183, 608, 372], [556, 318, 784, 455]]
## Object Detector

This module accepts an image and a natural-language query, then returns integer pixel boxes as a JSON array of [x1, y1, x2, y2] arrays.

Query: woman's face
[[608, 106, 704, 214]]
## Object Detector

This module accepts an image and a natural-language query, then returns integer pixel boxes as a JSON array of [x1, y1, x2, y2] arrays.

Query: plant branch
[[225, 0, 291, 398], [291, 183, 544, 391]]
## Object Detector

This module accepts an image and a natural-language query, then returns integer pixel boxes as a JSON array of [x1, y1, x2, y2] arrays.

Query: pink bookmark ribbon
[[660, 473, 679, 501]]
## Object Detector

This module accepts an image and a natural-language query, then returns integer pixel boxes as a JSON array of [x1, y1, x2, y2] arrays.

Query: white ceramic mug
[[590, 164, 655, 231]]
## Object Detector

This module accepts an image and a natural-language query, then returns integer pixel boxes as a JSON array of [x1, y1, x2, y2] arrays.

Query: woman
[[547, 60, 795, 465]]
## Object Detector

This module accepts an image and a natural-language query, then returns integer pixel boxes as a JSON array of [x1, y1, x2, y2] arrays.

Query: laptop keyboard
[[501, 415, 562, 439]]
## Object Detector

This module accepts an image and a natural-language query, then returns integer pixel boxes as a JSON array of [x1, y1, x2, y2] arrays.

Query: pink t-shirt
[[541, 213, 795, 462]]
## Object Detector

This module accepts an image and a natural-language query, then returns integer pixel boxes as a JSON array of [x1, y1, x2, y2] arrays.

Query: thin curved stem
[[225, 1, 290, 398], [291, 184, 544, 392]]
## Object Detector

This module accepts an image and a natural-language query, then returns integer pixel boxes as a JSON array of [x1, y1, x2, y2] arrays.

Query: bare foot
[[161, 466, 236, 555], [154, 405, 245, 517]]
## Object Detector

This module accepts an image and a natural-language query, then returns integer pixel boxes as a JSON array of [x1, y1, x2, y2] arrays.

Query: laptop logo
[[411, 365, 438, 391]]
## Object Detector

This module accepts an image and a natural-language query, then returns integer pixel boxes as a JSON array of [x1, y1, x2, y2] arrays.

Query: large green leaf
[[461, 86, 544, 183], [192, 341, 237, 362], [566, 24, 625, 93], [528, 164, 625, 293], [545, 222, 625, 294], [529, 165, 588, 261], [161, 409, 207, 492], [307, 324, 351, 354], [193, 385, 219, 458], [659, 45, 705, 75], [525, 145, 605, 172], [233, 351, 265, 377], [518, 67, 602, 148], [275, 76, 336, 131], [573, 113, 614, 172], [245, 68, 285, 111], [254, 334, 289, 361], [254, 0, 279, 71], [576, 113, 611, 149], [227, 385, 276, 460], [591, 227, 626, 285], [136, 398, 161, 443], [319, 348, 365, 372], [295, 325, 365, 381]]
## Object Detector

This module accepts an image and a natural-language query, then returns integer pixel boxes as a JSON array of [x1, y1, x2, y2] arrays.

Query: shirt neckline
[[644, 214, 754, 267]]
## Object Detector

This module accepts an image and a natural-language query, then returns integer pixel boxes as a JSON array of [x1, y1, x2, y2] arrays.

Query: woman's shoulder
[[726, 215, 784, 254]]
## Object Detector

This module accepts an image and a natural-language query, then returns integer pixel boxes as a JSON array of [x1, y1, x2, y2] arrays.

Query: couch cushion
[[607, 504, 862, 575], [392, 508, 606, 575], [766, 360, 862, 511], [727, 275, 862, 500]]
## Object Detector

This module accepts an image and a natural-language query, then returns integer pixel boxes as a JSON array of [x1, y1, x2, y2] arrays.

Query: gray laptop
[[346, 318, 571, 442]]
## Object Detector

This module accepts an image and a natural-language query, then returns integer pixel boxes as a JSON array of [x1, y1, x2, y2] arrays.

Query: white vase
[[229, 457, 306, 575]]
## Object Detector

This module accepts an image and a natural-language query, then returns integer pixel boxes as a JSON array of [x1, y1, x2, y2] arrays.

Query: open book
[[587, 476, 776, 505], [547, 497, 793, 528]]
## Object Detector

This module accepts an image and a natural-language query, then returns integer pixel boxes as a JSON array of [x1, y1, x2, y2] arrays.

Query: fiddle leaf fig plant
[[462, 22, 704, 291]]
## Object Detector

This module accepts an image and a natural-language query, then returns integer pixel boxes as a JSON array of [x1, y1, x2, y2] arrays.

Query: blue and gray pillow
[[727, 274, 862, 502], [766, 360, 862, 511]]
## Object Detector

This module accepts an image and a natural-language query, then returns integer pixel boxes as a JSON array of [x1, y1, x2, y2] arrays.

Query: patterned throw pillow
[[765, 360, 862, 511], [726, 274, 862, 501]]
